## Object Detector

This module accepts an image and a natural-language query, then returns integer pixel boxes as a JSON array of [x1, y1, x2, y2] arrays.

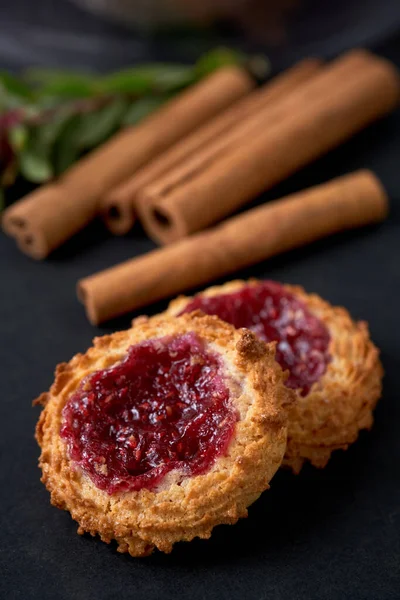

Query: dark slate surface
[[0, 2, 400, 599]]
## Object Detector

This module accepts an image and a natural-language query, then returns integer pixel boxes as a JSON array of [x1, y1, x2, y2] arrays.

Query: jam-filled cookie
[[167, 280, 383, 473], [35, 312, 293, 557]]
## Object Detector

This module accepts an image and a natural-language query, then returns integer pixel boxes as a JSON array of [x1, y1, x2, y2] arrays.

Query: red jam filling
[[61, 332, 236, 495], [180, 281, 330, 395]]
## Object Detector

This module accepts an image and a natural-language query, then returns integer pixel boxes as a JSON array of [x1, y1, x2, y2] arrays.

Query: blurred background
[[1, 0, 400, 72]]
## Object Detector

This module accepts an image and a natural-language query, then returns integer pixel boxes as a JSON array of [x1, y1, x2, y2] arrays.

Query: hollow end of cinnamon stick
[[1, 183, 97, 259], [1, 213, 28, 237], [2, 204, 52, 259], [101, 190, 136, 236], [138, 196, 188, 245], [15, 229, 49, 260]]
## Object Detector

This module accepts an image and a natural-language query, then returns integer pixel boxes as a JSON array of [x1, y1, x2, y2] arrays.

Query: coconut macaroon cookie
[[167, 280, 383, 473], [35, 312, 293, 557]]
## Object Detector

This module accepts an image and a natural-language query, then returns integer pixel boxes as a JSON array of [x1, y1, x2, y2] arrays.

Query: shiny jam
[[61, 332, 236, 495], [180, 281, 330, 395]]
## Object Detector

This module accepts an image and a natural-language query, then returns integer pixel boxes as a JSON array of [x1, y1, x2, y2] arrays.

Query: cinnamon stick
[[101, 58, 323, 235], [78, 170, 388, 324], [2, 66, 254, 259], [136, 49, 399, 245]]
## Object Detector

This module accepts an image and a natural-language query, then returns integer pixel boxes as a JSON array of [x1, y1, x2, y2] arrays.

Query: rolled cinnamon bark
[[2, 66, 254, 259], [78, 170, 388, 325], [101, 58, 323, 235], [137, 49, 399, 245]]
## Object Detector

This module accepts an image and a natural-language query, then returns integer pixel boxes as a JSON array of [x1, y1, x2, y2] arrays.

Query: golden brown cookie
[[166, 280, 383, 473], [35, 311, 293, 557]]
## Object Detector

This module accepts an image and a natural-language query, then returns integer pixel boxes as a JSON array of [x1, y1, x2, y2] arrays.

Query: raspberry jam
[[61, 333, 236, 495], [180, 281, 330, 395]]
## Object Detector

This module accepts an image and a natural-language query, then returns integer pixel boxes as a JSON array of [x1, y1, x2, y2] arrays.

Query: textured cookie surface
[[167, 280, 383, 472], [36, 311, 292, 556]]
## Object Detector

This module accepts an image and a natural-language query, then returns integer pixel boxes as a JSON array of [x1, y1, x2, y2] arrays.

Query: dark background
[[1, 2, 400, 599]]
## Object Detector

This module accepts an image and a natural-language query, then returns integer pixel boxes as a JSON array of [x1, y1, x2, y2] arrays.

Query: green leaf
[[14, 109, 75, 183], [38, 107, 75, 147], [0, 71, 33, 100], [20, 150, 53, 183], [150, 66, 194, 92], [8, 124, 28, 152], [25, 69, 96, 99], [122, 96, 167, 126], [34, 95, 69, 110], [52, 114, 82, 176], [0, 84, 26, 111], [98, 64, 192, 95], [18, 124, 56, 184], [40, 78, 95, 99], [195, 47, 246, 78], [98, 69, 154, 95], [77, 97, 129, 149]]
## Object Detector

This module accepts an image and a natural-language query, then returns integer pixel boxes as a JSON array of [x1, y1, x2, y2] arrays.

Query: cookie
[[35, 311, 293, 557], [166, 280, 383, 472]]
